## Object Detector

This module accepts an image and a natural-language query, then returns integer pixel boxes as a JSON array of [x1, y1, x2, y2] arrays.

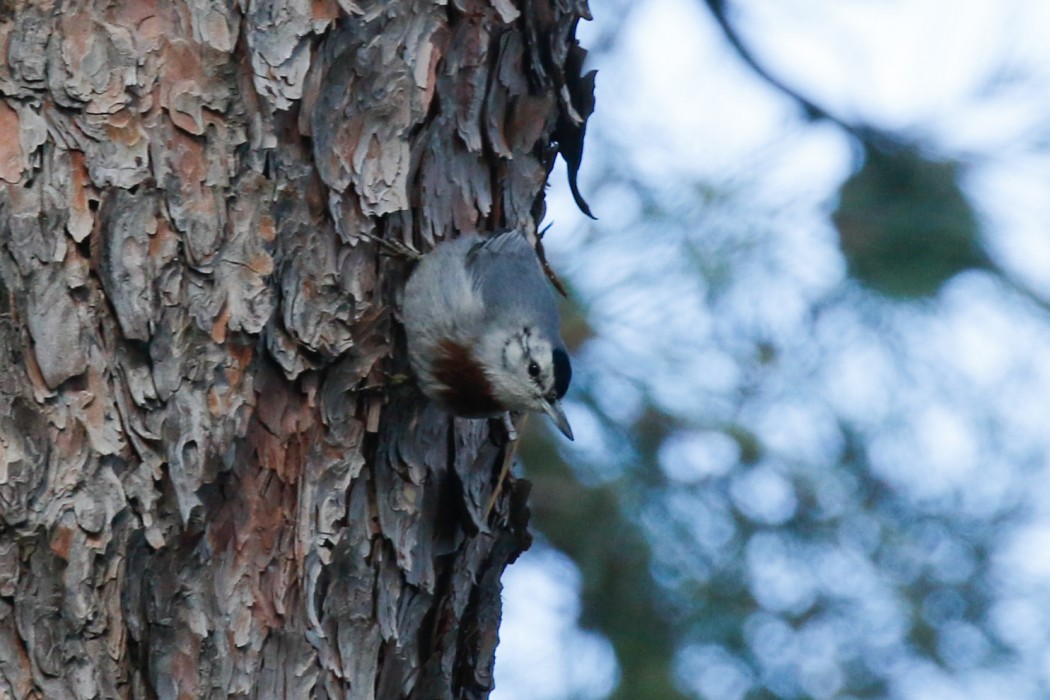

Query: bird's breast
[[431, 339, 503, 416]]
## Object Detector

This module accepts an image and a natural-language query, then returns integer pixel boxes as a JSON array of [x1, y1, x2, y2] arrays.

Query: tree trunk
[[0, 1, 592, 697]]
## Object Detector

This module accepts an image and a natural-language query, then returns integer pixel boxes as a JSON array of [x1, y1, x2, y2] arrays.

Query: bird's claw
[[354, 232, 422, 261]]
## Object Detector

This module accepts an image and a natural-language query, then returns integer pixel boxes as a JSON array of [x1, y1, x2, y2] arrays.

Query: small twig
[[484, 413, 527, 519], [534, 229, 569, 298], [702, 0, 872, 141]]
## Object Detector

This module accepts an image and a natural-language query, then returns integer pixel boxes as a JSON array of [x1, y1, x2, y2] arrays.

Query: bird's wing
[[466, 230, 558, 327], [467, 231, 541, 296], [466, 229, 534, 262]]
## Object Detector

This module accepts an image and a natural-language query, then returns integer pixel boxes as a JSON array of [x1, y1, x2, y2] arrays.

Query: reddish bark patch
[[49, 525, 73, 561], [0, 103, 22, 183]]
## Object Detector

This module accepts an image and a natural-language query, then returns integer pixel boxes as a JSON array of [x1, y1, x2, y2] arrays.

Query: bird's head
[[475, 323, 573, 440]]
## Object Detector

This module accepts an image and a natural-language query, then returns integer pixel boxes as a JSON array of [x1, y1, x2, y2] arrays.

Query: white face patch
[[482, 326, 555, 412]]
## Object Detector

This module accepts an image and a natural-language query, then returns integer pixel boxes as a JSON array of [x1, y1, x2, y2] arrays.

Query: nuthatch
[[403, 229, 574, 440]]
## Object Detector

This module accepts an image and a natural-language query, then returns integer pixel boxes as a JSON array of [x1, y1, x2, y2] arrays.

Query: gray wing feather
[[403, 233, 483, 344], [467, 230, 560, 333], [467, 229, 534, 259]]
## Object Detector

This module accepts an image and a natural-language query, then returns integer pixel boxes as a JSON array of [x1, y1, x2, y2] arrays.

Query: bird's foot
[[354, 232, 422, 261]]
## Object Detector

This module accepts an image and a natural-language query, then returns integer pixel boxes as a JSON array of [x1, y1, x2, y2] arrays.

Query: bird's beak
[[543, 400, 574, 441]]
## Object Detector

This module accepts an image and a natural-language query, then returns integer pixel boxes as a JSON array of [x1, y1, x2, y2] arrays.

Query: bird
[[402, 229, 574, 440]]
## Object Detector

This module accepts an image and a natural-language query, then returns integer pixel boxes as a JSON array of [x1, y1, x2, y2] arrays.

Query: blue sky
[[494, 1, 1050, 698]]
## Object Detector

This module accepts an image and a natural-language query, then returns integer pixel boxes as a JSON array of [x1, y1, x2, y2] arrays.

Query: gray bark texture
[[0, 0, 593, 697]]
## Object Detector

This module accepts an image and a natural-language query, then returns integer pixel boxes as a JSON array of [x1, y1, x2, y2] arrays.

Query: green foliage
[[521, 417, 691, 700], [833, 143, 988, 298], [502, 6, 1050, 698], [515, 159, 1037, 698]]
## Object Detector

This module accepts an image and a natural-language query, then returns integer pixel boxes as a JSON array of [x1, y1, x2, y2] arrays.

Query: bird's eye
[[528, 361, 540, 377]]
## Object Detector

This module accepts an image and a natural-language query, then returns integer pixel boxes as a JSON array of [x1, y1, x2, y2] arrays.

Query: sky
[[493, 1, 1050, 698]]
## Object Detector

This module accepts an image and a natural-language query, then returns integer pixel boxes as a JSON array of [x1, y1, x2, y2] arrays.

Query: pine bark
[[0, 0, 591, 697]]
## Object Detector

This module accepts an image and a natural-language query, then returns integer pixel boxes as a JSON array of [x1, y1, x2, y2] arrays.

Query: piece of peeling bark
[[0, 0, 594, 697]]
